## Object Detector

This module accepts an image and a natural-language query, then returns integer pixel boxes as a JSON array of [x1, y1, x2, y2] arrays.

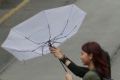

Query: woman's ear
[[89, 53, 93, 60]]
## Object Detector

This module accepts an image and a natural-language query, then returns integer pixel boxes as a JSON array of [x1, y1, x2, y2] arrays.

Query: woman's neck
[[88, 61, 95, 70]]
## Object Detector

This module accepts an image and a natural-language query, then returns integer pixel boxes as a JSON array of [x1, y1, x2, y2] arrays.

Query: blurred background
[[0, 0, 120, 80]]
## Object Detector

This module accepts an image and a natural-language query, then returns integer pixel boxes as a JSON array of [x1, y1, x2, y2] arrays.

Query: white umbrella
[[1, 4, 86, 62]]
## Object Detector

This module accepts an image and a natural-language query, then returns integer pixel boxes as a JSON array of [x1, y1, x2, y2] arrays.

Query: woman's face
[[80, 50, 92, 65]]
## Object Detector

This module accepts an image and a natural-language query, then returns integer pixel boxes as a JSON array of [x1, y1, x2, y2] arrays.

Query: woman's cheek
[[81, 55, 90, 65], [80, 55, 86, 64]]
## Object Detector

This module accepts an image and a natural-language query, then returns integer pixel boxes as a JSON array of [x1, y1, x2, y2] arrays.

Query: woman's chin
[[82, 62, 89, 66]]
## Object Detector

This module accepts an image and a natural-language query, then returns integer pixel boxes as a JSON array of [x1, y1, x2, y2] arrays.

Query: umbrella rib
[[49, 24, 77, 46], [11, 45, 46, 57], [11, 41, 48, 54], [52, 6, 74, 42], [48, 24, 52, 40], [25, 37, 43, 45], [52, 25, 78, 41], [41, 43, 48, 56], [44, 11, 52, 41], [14, 30, 43, 45], [53, 19, 69, 40], [49, 41, 62, 46], [41, 45, 44, 56], [24, 34, 51, 46]]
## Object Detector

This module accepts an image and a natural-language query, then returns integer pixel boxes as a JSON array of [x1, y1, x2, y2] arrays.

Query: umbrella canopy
[[1, 4, 86, 61]]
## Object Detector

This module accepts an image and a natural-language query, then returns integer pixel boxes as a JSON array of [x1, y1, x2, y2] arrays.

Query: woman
[[49, 42, 111, 80]]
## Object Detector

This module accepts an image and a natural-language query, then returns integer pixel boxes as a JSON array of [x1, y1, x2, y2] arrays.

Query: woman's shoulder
[[83, 70, 101, 80]]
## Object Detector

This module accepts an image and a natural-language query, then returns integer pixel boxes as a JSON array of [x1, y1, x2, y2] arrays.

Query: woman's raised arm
[[49, 47, 89, 78]]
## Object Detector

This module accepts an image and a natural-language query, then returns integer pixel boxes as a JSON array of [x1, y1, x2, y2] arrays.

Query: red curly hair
[[81, 42, 111, 78]]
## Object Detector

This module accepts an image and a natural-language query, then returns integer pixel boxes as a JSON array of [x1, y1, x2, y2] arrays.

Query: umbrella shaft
[[59, 59, 67, 72], [48, 40, 67, 72]]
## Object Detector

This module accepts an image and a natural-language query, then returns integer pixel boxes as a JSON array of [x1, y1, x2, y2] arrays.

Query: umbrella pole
[[59, 59, 67, 72], [48, 41, 67, 72]]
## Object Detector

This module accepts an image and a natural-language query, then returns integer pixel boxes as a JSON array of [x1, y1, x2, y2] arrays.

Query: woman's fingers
[[49, 47, 64, 59], [49, 47, 58, 53], [49, 47, 60, 53], [49, 47, 56, 50], [65, 72, 73, 80], [65, 68, 73, 80]]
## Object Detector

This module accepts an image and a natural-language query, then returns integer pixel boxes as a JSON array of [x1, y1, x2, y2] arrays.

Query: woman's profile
[[49, 41, 111, 80]]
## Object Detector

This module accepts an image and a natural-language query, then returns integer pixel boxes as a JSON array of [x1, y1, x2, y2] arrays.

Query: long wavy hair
[[81, 42, 111, 79]]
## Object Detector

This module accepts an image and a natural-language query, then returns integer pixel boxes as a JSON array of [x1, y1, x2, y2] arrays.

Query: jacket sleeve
[[60, 57, 89, 78]]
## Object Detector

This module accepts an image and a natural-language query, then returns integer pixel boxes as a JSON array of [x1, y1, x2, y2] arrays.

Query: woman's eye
[[81, 52, 83, 55]]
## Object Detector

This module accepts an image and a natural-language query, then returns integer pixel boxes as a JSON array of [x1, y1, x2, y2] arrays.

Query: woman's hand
[[49, 47, 64, 59], [65, 72, 73, 80]]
